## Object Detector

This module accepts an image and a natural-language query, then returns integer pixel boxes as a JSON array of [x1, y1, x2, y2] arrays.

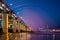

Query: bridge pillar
[[13, 20, 16, 32], [18, 21, 20, 32], [2, 12, 9, 40]]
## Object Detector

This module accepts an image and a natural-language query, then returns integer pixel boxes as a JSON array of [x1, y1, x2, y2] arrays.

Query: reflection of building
[[0, 0, 31, 40]]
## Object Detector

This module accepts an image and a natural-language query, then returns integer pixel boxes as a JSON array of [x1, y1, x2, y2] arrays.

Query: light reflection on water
[[19, 33, 31, 40], [18, 33, 60, 40], [19, 33, 46, 40], [0, 33, 60, 40]]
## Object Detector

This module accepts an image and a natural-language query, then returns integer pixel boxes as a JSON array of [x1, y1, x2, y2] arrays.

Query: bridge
[[0, 0, 60, 40], [0, 0, 32, 40]]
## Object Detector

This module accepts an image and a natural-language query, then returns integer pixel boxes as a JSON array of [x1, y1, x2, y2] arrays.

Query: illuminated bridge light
[[2, 3, 6, 7], [0, 6, 3, 10]]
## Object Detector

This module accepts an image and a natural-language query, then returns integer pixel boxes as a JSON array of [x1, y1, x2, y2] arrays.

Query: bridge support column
[[13, 20, 16, 32], [2, 13, 9, 40]]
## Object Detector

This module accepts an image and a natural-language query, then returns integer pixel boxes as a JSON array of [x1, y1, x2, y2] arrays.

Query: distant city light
[[52, 29, 55, 32]]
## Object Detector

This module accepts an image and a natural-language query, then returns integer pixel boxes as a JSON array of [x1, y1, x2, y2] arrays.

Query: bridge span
[[0, 0, 60, 40]]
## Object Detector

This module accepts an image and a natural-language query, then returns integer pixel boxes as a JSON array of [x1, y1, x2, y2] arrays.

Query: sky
[[4, 0, 60, 30]]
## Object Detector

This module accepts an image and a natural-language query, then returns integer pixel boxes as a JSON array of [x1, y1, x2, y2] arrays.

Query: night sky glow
[[4, 0, 60, 30]]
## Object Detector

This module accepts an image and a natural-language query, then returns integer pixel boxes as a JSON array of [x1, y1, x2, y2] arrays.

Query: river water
[[17, 33, 60, 40], [0, 33, 60, 40]]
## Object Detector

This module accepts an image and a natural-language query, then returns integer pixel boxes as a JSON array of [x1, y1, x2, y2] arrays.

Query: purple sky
[[4, 0, 60, 30], [20, 9, 54, 30]]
